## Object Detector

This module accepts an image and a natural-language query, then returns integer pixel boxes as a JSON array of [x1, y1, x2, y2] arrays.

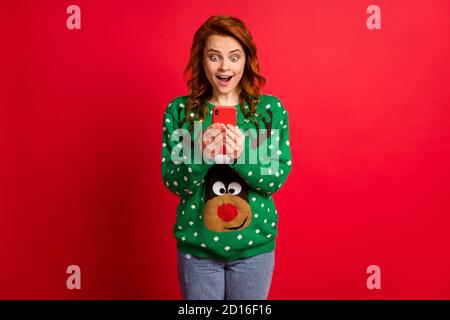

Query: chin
[[217, 86, 237, 94]]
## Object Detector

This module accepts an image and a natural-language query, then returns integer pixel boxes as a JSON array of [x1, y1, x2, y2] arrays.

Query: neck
[[209, 88, 241, 106]]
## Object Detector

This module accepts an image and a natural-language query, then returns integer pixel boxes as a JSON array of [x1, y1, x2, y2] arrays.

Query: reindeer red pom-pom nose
[[217, 204, 238, 222]]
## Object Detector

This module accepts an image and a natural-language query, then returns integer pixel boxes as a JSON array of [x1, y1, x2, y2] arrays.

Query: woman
[[161, 15, 292, 300]]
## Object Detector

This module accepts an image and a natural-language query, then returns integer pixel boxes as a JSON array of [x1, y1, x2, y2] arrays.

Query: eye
[[230, 55, 240, 62], [212, 181, 226, 196], [209, 55, 220, 62], [227, 182, 242, 195]]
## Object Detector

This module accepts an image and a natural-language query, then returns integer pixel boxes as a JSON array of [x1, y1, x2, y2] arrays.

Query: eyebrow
[[207, 48, 242, 54]]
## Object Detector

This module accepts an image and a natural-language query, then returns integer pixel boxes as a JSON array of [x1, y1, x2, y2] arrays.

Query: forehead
[[205, 164, 246, 185], [204, 35, 244, 53]]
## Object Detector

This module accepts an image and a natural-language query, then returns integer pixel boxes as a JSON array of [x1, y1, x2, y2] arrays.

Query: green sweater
[[161, 94, 292, 261]]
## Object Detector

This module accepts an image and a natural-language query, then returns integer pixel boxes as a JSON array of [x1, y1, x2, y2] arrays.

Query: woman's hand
[[224, 124, 245, 161], [202, 123, 244, 162], [202, 123, 226, 161]]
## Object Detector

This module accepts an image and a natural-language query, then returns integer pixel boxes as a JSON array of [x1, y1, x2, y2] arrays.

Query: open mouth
[[216, 75, 233, 85], [223, 216, 248, 230]]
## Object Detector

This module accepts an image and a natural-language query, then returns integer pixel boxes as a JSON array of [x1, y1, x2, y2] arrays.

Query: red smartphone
[[212, 105, 237, 155]]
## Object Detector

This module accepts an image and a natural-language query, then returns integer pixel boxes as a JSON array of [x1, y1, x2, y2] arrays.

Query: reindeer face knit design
[[161, 94, 292, 261]]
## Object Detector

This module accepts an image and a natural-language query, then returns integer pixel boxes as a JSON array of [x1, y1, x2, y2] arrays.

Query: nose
[[219, 60, 230, 71], [217, 204, 238, 222]]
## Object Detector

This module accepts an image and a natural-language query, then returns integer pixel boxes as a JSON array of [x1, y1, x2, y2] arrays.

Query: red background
[[1, 0, 450, 299]]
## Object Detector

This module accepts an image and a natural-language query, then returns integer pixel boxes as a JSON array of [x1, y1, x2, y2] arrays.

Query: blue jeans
[[177, 250, 275, 300]]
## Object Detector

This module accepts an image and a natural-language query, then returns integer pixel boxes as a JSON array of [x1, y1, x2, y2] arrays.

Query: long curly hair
[[183, 15, 266, 132]]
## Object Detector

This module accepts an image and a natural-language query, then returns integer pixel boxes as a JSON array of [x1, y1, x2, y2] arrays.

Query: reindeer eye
[[212, 181, 226, 196], [227, 182, 242, 195]]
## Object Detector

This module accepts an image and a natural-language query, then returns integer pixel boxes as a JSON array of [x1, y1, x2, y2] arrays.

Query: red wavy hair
[[183, 15, 266, 132]]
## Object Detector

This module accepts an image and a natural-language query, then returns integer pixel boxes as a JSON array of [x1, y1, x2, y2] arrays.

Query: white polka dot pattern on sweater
[[162, 94, 291, 259]]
